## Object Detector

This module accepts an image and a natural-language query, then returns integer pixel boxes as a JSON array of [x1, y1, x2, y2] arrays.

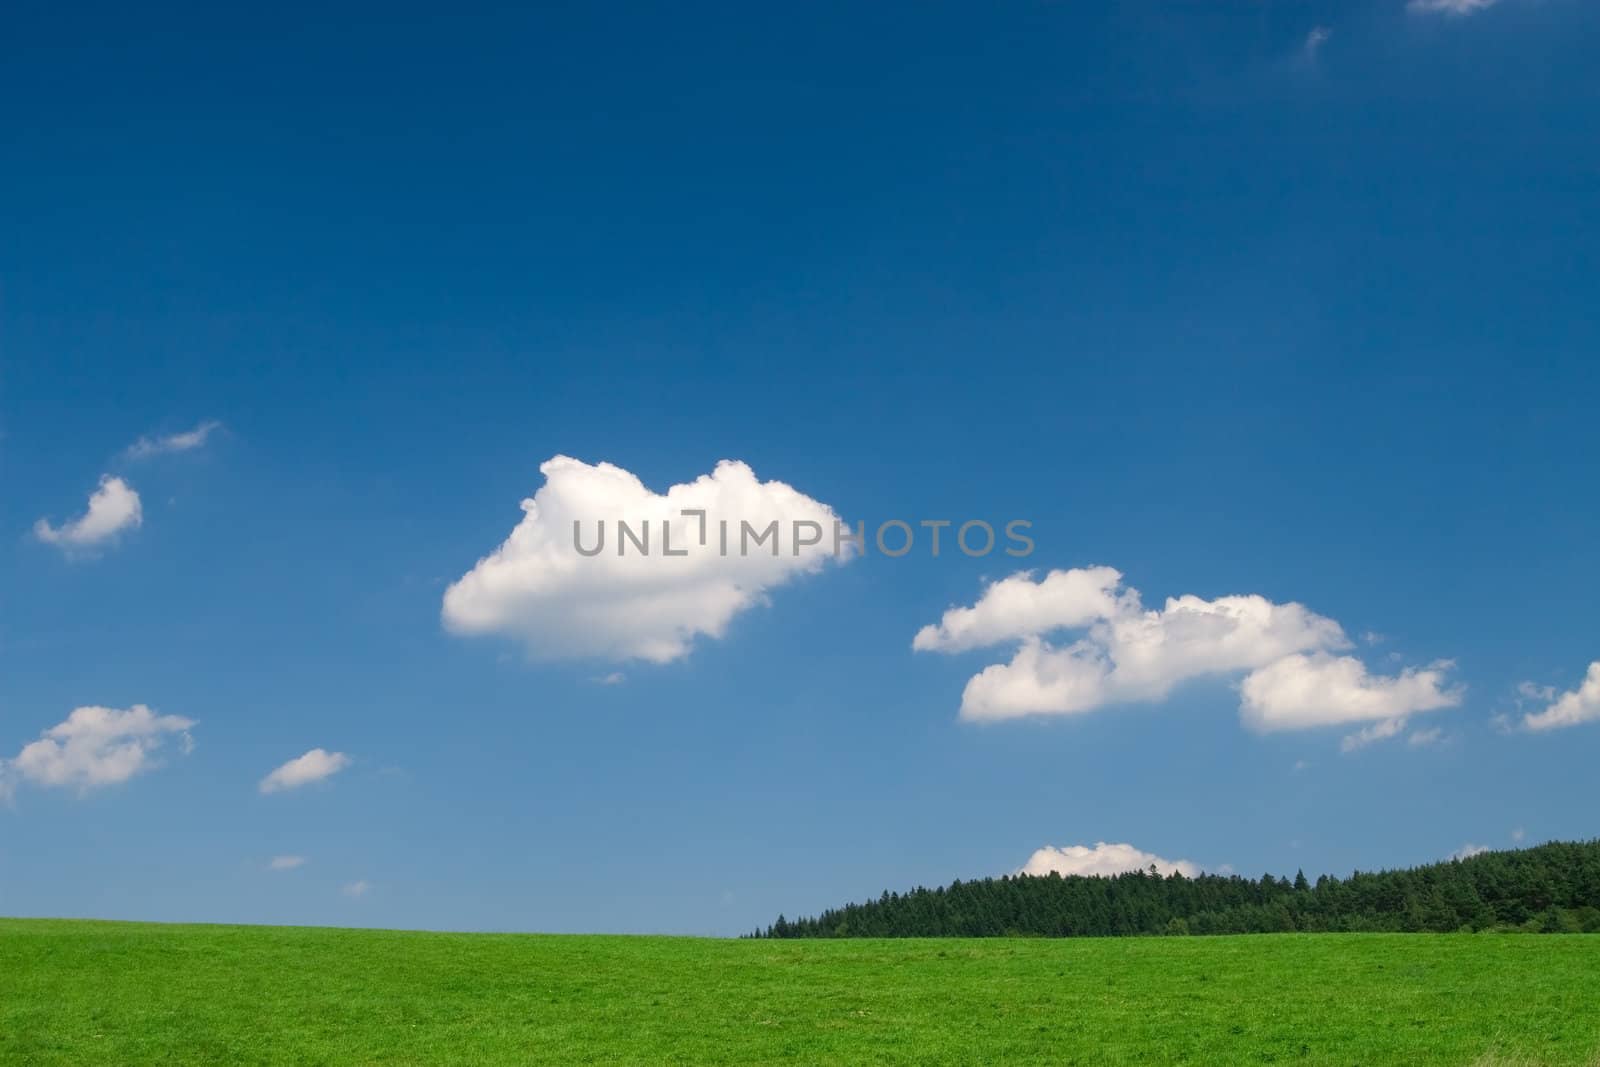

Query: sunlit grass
[[3, 919, 1597, 1065]]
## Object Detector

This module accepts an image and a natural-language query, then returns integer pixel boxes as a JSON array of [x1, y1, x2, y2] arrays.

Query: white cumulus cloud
[[259, 748, 351, 794], [1520, 662, 1600, 732], [1243, 653, 1462, 732], [125, 419, 222, 460], [1452, 843, 1491, 860], [1019, 842, 1200, 879], [34, 475, 142, 551], [917, 568, 1459, 735], [443, 456, 849, 663], [1, 704, 195, 795], [913, 567, 1127, 654]]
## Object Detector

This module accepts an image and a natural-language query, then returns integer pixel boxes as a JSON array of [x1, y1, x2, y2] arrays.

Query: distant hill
[[753, 840, 1600, 938]]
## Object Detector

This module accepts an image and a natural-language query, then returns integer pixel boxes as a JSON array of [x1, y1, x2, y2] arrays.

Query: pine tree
[[751, 841, 1600, 940]]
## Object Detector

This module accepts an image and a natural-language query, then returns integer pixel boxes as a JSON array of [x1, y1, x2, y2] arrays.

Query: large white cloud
[[1019, 841, 1200, 879], [1, 705, 194, 796], [259, 748, 351, 794], [33, 475, 143, 551], [918, 567, 1459, 735], [1521, 662, 1600, 732], [922, 567, 1343, 720], [442, 456, 850, 663]]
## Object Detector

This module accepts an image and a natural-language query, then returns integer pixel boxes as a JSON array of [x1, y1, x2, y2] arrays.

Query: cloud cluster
[[443, 456, 849, 663], [33, 419, 221, 556], [1520, 662, 1600, 732], [916, 567, 1461, 738], [1019, 841, 1200, 879], [33, 476, 143, 551], [1, 705, 194, 797], [260, 748, 351, 794]]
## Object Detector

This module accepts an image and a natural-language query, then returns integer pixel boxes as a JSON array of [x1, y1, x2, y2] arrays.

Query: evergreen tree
[[748, 841, 1600, 940]]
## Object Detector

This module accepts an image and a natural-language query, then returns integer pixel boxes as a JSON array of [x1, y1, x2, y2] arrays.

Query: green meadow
[[2, 919, 1597, 1065]]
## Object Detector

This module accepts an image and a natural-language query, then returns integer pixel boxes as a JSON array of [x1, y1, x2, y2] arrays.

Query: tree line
[[750, 840, 1600, 938]]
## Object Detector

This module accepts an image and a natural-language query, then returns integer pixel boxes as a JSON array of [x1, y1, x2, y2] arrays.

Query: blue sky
[[2, 0, 1597, 935]]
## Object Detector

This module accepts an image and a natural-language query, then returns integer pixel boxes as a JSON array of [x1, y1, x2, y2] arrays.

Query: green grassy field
[[2, 919, 1597, 1065]]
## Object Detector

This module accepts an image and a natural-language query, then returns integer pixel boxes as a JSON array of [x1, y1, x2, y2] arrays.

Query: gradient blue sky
[[3, 0, 1597, 934]]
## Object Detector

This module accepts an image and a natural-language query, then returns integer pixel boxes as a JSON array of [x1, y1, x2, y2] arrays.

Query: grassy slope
[[2, 919, 1598, 1065]]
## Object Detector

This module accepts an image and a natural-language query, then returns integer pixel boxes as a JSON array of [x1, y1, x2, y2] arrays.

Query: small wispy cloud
[[125, 420, 222, 460], [1304, 25, 1331, 60], [268, 855, 307, 871], [342, 880, 371, 898], [1408, 0, 1499, 15], [593, 671, 627, 686], [259, 748, 351, 794], [1518, 681, 1556, 703], [1341, 716, 1408, 753], [1343, 717, 1448, 752]]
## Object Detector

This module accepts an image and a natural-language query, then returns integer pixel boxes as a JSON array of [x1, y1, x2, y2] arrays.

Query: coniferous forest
[[752, 841, 1600, 939]]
